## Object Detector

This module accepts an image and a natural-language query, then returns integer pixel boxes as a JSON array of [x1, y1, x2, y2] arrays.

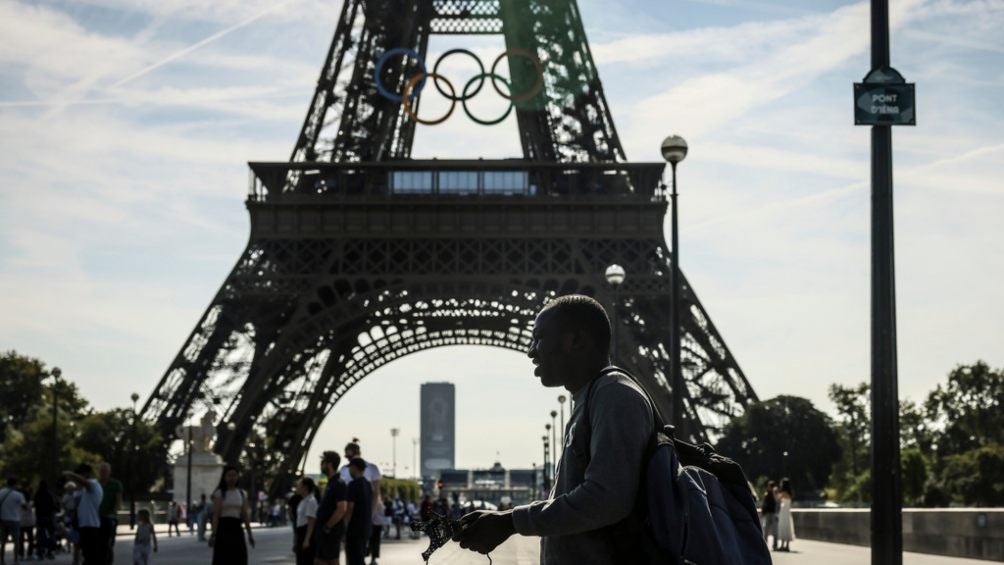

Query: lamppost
[[247, 441, 256, 522], [545, 422, 552, 483], [557, 395, 567, 459], [412, 437, 418, 480], [604, 265, 626, 364], [661, 134, 688, 433], [130, 392, 139, 529], [49, 367, 61, 487], [186, 418, 194, 519], [550, 410, 558, 467], [390, 427, 400, 478], [541, 434, 549, 494]]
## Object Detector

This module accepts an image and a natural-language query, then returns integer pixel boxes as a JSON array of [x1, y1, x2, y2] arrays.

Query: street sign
[[854, 67, 916, 126]]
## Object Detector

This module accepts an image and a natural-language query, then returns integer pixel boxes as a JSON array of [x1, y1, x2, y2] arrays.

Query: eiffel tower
[[142, 0, 758, 485]]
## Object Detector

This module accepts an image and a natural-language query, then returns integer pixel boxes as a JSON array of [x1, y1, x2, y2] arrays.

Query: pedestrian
[[776, 478, 795, 552], [456, 295, 654, 564], [208, 466, 254, 565], [761, 480, 779, 551], [98, 462, 123, 563], [196, 495, 208, 542], [63, 464, 106, 565], [339, 442, 382, 542], [33, 481, 57, 560], [344, 459, 373, 565], [314, 451, 348, 565], [165, 504, 179, 538], [391, 498, 404, 540], [15, 487, 33, 562], [1, 477, 28, 565], [131, 509, 157, 565], [292, 478, 318, 565], [382, 499, 392, 540], [60, 481, 80, 563]]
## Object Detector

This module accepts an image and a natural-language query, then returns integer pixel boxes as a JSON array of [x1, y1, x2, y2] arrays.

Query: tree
[[717, 395, 841, 496], [924, 361, 1004, 456], [828, 383, 870, 480], [0, 351, 48, 442], [76, 408, 165, 496], [939, 443, 1004, 507]]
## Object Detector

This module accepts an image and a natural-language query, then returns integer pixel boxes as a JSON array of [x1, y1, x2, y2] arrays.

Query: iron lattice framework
[[142, 0, 757, 489]]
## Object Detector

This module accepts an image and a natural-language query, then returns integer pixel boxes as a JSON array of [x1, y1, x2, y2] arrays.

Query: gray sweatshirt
[[512, 370, 653, 565]]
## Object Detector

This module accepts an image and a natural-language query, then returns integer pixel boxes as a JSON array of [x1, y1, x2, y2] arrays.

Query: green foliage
[[937, 443, 1004, 507], [380, 477, 421, 503], [0, 350, 162, 493], [717, 395, 841, 496], [924, 361, 1004, 457], [900, 447, 928, 505]]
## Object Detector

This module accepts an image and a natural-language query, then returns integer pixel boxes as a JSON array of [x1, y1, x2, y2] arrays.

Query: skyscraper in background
[[420, 382, 455, 480]]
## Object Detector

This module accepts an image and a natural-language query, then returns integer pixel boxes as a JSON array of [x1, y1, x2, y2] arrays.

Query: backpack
[[582, 367, 772, 565]]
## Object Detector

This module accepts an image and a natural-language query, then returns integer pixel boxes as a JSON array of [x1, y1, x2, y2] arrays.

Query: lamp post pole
[[661, 135, 688, 434], [390, 428, 400, 478], [50, 367, 61, 487], [869, 1, 902, 563], [549, 411, 558, 473], [130, 392, 139, 529], [186, 420, 193, 519], [541, 435, 549, 494], [557, 396, 567, 459], [604, 265, 626, 364]]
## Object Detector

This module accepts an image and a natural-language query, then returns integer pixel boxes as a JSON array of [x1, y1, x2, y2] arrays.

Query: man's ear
[[562, 330, 589, 352]]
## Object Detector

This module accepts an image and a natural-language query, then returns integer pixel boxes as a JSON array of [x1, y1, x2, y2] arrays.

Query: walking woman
[[292, 478, 318, 565], [209, 466, 255, 565], [776, 477, 796, 552]]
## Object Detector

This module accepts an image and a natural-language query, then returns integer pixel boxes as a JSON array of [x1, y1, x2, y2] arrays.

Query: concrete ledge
[[792, 509, 1004, 562]]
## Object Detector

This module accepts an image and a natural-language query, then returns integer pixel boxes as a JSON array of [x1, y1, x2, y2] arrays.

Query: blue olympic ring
[[374, 47, 427, 103]]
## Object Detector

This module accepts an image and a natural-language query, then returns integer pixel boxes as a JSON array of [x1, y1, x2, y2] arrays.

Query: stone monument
[[172, 410, 225, 504]]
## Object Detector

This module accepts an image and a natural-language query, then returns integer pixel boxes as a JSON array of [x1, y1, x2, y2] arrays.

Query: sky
[[1, 0, 1002, 475]]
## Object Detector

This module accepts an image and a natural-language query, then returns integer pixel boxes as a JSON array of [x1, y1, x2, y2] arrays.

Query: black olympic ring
[[374, 47, 544, 124]]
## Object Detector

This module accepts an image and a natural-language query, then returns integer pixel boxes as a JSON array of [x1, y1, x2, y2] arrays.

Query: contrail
[[108, 0, 294, 90]]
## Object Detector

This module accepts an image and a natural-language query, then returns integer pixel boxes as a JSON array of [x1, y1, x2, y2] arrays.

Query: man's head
[[529, 294, 611, 390], [320, 451, 341, 477], [75, 463, 93, 478], [98, 462, 111, 480], [348, 457, 367, 479], [344, 440, 361, 460]]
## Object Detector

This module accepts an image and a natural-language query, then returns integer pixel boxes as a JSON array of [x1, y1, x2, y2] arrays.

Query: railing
[[247, 160, 666, 202]]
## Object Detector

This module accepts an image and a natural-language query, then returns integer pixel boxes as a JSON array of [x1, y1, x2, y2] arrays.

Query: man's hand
[[454, 510, 516, 554]]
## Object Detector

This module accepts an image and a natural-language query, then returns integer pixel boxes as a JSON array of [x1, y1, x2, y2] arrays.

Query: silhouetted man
[[456, 295, 653, 564], [343, 459, 372, 565], [315, 451, 348, 565]]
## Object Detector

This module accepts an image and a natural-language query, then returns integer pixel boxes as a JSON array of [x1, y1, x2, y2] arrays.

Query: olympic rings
[[402, 72, 456, 126], [373, 47, 544, 125], [462, 73, 513, 126]]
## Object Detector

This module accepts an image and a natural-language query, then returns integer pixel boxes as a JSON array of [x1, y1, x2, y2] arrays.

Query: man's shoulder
[[593, 370, 651, 405]]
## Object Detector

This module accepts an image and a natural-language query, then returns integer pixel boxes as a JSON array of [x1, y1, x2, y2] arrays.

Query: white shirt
[[296, 495, 318, 528], [0, 487, 26, 522], [338, 461, 381, 485], [213, 488, 246, 519], [76, 479, 103, 528]]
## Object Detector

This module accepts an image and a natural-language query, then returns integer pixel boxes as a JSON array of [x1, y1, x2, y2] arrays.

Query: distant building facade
[[420, 382, 456, 479]]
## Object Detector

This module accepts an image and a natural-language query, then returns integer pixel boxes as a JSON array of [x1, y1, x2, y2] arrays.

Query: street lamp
[[604, 264, 626, 364], [541, 434, 550, 494], [130, 392, 140, 529], [390, 428, 400, 478], [661, 134, 688, 433], [412, 437, 418, 480], [49, 367, 61, 487], [550, 411, 558, 471], [557, 395, 567, 460]]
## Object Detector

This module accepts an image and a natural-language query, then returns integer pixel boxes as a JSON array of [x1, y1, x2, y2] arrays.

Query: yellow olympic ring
[[402, 72, 456, 126]]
